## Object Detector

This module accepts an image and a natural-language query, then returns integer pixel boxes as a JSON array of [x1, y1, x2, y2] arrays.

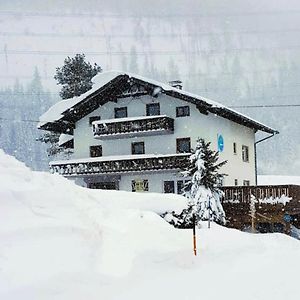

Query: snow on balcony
[[50, 153, 189, 176], [92, 115, 174, 139]]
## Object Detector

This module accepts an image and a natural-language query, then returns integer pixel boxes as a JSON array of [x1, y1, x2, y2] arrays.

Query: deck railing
[[50, 153, 189, 176], [92, 115, 174, 139], [221, 185, 300, 230]]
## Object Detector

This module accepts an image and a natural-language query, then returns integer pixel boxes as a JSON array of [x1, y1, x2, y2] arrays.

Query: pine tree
[[39, 54, 102, 157], [165, 138, 227, 229], [36, 132, 62, 157], [54, 53, 102, 99]]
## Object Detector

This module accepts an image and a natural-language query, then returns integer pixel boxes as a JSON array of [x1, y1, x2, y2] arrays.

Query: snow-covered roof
[[38, 71, 122, 127], [58, 134, 74, 147], [38, 71, 278, 134]]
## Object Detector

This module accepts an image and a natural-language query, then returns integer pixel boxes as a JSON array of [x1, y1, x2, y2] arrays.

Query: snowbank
[[1, 150, 300, 300]]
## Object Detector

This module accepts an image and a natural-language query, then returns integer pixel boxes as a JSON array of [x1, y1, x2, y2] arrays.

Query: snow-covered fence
[[220, 185, 300, 233]]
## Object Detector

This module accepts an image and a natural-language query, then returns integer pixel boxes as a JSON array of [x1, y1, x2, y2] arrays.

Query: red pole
[[193, 214, 197, 256]]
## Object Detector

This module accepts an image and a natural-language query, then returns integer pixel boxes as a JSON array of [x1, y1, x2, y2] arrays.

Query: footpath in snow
[[0, 149, 300, 300]]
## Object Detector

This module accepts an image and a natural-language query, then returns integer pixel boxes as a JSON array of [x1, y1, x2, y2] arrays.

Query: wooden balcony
[[92, 115, 174, 139], [49, 153, 189, 176]]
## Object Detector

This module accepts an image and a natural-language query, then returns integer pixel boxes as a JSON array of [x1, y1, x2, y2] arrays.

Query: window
[[132, 179, 149, 192], [176, 138, 191, 153], [114, 107, 128, 118], [146, 103, 160, 116], [177, 180, 184, 194], [234, 179, 238, 186], [89, 116, 101, 126], [243, 180, 250, 186], [131, 142, 145, 155], [242, 145, 249, 162], [89, 182, 117, 190], [90, 145, 102, 157], [176, 106, 190, 117], [177, 180, 188, 194], [164, 181, 175, 193], [233, 142, 237, 155]]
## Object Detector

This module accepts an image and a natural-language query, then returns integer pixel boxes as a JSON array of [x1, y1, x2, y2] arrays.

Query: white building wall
[[119, 172, 181, 193], [73, 93, 256, 190]]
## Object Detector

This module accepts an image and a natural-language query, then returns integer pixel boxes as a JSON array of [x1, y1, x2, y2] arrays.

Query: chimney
[[168, 80, 183, 90]]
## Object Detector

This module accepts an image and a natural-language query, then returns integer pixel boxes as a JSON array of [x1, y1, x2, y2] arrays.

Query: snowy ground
[[1, 149, 300, 300]]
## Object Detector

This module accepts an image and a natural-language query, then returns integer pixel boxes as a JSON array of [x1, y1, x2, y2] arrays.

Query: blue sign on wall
[[218, 134, 224, 152], [283, 214, 292, 223]]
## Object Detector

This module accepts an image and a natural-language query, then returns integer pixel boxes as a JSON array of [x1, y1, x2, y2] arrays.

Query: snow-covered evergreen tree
[[36, 132, 62, 157], [164, 138, 228, 228], [38, 54, 102, 157]]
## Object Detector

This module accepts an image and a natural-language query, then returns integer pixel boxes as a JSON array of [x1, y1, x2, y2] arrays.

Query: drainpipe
[[254, 132, 278, 186]]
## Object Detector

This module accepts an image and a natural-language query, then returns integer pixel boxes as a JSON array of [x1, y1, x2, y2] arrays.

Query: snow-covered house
[[38, 71, 278, 193]]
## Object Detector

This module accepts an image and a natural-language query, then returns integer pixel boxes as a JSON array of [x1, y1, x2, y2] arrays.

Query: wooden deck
[[221, 185, 300, 233]]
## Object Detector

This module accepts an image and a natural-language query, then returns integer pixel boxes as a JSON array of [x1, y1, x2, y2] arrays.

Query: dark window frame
[[146, 103, 160, 116], [88, 181, 118, 190], [164, 181, 175, 193], [90, 145, 102, 157], [89, 116, 101, 126], [131, 141, 145, 155], [233, 142, 237, 155], [177, 180, 185, 194], [176, 106, 190, 117], [243, 180, 250, 186], [114, 107, 128, 119], [242, 145, 249, 162], [234, 179, 238, 186], [176, 137, 191, 153]]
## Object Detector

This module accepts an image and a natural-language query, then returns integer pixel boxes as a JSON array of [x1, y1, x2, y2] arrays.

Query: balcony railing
[[92, 115, 174, 139], [50, 153, 189, 176]]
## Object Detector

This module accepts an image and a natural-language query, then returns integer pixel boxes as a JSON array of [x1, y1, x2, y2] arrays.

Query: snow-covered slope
[[1, 150, 300, 300]]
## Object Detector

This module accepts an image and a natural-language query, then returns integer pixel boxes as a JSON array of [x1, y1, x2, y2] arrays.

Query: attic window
[[89, 116, 101, 126], [176, 106, 190, 117], [115, 107, 128, 118]]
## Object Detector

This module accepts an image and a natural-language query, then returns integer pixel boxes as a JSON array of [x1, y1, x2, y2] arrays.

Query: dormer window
[[146, 103, 160, 116], [114, 107, 128, 118]]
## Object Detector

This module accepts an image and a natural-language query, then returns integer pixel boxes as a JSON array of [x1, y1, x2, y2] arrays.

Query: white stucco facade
[[71, 93, 256, 191]]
